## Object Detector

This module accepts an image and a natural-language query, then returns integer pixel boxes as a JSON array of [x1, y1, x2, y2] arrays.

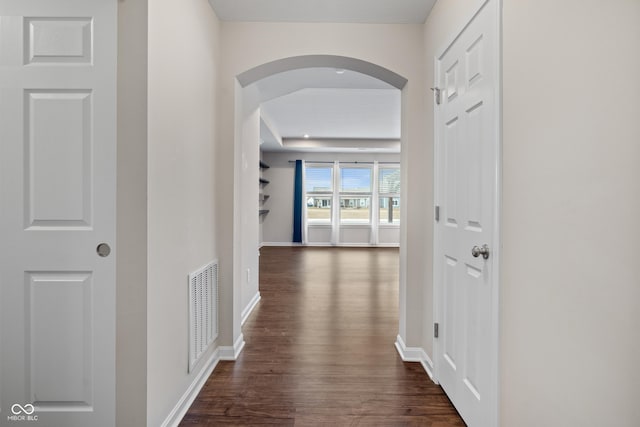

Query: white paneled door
[[434, 0, 500, 426], [0, 1, 116, 426]]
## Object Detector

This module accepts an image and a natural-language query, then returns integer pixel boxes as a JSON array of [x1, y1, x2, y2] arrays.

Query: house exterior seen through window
[[304, 162, 400, 228]]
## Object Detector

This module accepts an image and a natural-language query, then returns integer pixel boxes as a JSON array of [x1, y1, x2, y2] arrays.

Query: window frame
[[378, 165, 401, 227], [305, 164, 334, 225], [339, 165, 373, 226]]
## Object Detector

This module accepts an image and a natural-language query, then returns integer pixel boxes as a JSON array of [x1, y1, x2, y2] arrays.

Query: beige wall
[[146, 1, 221, 425], [237, 85, 262, 322], [426, 0, 640, 425], [217, 22, 428, 348], [501, 0, 640, 425], [117, 0, 148, 425]]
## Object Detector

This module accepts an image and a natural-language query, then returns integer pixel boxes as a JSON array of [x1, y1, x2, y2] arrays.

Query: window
[[305, 166, 333, 224], [379, 167, 400, 224], [303, 162, 401, 244], [340, 167, 372, 224]]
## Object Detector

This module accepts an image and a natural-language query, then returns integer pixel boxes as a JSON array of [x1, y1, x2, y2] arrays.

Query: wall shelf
[[260, 161, 270, 220]]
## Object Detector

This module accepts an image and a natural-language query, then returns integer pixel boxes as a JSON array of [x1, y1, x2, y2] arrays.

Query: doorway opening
[[231, 55, 409, 355]]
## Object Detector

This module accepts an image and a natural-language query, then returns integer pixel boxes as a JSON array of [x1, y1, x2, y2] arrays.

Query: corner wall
[[146, 1, 221, 425], [117, 0, 148, 425]]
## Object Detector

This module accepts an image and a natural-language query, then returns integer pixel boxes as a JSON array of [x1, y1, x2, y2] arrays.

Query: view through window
[[304, 162, 400, 229], [305, 166, 333, 224]]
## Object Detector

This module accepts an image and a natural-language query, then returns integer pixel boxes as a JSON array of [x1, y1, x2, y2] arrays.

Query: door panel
[[0, 1, 116, 426], [26, 90, 93, 228], [434, 1, 499, 426], [28, 272, 93, 406]]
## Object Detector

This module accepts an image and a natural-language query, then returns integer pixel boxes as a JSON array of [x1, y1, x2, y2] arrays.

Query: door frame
[[432, 0, 502, 424]]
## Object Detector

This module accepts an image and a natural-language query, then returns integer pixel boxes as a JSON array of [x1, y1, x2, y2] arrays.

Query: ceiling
[[208, 0, 436, 24]]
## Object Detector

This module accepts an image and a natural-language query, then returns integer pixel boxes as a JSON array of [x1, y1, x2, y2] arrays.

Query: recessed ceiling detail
[[250, 67, 401, 153], [261, 88, 400, 140]]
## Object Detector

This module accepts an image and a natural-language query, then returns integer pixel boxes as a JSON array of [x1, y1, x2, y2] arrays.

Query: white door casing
[[433, 0, 501, 426], [0, 1, 116, 426]]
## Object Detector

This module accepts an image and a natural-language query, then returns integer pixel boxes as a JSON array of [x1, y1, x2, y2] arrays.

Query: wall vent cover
[[188, 260, 218, 372]]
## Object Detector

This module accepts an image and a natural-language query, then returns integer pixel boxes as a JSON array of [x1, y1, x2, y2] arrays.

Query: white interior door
[[433, 1, 500, 426], [0, 1, 116, 426]]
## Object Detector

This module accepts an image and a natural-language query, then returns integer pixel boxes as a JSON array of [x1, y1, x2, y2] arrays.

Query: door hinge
[[431, 87, 441, 105], [435, 205, 440, 222], [434, 322, 439, 338]]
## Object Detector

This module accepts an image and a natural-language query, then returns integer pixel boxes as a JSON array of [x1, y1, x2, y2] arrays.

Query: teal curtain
[[293, 160, 302, 243]]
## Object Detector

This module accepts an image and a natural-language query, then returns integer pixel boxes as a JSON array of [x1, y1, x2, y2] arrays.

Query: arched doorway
[[230, 55, 409, 354]]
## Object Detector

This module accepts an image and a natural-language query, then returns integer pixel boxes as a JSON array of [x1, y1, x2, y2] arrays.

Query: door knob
[[471, 244, 490, 260], [96, 243, 111, 257]]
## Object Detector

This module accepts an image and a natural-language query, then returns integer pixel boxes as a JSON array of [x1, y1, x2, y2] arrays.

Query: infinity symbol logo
[[11, 404, 35, 415]]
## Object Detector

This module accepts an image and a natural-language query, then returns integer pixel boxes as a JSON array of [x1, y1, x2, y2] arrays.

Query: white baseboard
[[260, 242, 303, 247], [241, 292, 261, 325], [161, 348, 221, 427], [394, 335, 437, 383], [219, 333, 245, 361], [161, 333, 246, 427]]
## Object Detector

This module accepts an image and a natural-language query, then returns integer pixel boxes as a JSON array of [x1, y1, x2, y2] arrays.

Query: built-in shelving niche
[[259, 161, 270, 218]]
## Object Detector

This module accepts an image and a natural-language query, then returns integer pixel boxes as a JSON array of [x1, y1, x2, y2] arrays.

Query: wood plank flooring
[[181, 246, 464, 426]]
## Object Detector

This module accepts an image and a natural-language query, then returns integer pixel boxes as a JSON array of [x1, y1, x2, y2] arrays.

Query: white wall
[[425, 0, 640, 425], [218, 22, 427, 349], [237, 86, 261, 324], [260, 151, 401, 245], [117, 0, 148, 425], [147, 1, 221, 426], [501, 0, 640, 425]]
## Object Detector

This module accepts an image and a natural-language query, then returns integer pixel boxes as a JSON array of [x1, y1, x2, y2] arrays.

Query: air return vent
[[188, 260, 218, 372]]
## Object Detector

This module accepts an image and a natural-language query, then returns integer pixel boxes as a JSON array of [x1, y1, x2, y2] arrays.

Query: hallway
[[181, 247, 464, 425]]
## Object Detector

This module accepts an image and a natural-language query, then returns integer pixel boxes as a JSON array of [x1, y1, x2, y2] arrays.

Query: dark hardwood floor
[[181, 246, 464, 426]]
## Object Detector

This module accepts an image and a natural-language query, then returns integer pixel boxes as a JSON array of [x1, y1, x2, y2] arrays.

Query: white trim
[[260, 242, 304, 247], [301, 160, 307, 244], [219, 333, 245, 360], [241, 291, 261, 325], [161, 348, 221, 427], [394, 335, 436, 383], [371, 161, 380, 244]]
